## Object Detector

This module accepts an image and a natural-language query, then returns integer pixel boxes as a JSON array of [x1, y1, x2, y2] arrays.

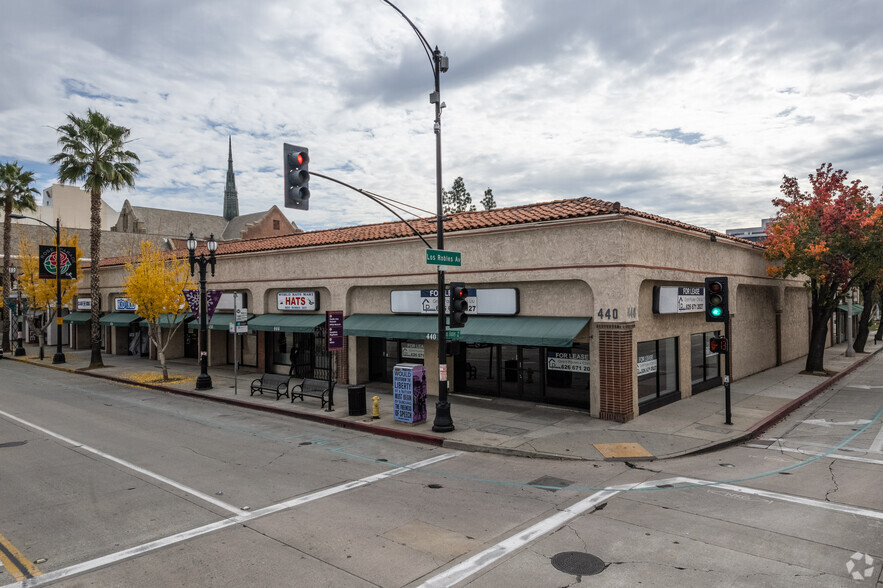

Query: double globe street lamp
[[186, 232, 218, 390]]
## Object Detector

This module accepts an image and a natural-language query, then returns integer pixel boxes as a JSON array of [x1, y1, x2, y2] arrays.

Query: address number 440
[[597, 307, 637, 320]]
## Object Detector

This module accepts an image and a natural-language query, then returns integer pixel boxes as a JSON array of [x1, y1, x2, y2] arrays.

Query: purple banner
[[326, 310, 343, 351], [183, 289, 224, 320]]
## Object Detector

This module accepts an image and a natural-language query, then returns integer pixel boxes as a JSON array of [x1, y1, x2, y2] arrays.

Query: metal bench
[[250, 373, 291, 400], [291, 377, 335, 410]]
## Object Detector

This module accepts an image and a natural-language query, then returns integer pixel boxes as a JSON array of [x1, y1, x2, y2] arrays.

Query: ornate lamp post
[[9, 214, 65, 364], [187, 232, 217, 390]]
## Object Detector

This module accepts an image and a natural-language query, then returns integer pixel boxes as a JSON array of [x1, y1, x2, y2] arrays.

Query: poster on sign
[[392, 364, 427, 424]]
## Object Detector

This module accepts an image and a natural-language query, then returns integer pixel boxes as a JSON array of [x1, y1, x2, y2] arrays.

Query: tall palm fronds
[[1, 162, 39, 352], [49, 109, 139, 368]]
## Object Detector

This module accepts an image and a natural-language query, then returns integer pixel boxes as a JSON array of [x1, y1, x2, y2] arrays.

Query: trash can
[[348, 385, 367, 416]]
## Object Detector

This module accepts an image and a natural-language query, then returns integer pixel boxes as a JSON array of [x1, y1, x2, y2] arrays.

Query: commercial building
[[84, 197, 810, 423]]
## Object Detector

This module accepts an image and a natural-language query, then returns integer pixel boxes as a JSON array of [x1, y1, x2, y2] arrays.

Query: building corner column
[[597, 322, 636, 423]]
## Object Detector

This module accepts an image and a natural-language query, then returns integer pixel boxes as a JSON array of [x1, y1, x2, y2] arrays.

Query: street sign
[[426, 249, 461, 266], [228, 324, 248, 334]]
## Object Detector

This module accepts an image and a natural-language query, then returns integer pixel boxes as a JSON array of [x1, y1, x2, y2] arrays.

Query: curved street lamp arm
[[310, 171, 433, 249], [379, 0, 436, 75]]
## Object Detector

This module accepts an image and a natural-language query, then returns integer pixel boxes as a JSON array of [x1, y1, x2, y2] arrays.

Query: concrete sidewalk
[[5, 340, 881, 461]]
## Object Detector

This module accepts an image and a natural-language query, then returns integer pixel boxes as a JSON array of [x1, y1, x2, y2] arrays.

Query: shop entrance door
[[499, 345, 543, 400]]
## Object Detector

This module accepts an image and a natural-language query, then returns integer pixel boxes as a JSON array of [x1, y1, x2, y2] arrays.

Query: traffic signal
[[709, 337, 729, 354], [449, 282, 469, 328], [704, 277, 729, 322], [283, 143, 310, 210]]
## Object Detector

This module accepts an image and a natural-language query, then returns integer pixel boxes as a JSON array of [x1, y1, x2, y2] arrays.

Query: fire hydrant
[[371, 395, 381, 419]]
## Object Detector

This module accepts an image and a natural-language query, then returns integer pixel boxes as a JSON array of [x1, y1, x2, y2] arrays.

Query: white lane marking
[[6, 452, 460, 588], [869, 423, 883, 453], [666, 477, 883, 520], [801, 418, 873, 427], [746, 443, 883, 466], [0, 408, 243, 515], [758, 437, 883, 455], [418, 482, 643, 588], [419, 476, 883, 588]]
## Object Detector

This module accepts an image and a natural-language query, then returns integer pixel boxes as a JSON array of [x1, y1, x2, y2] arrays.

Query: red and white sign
[[277, 291, 318, 311]]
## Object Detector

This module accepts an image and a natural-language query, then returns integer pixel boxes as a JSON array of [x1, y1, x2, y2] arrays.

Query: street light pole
[[9, 214, 66, 364], [14, 267, 25, 356], [380, 0, 454, 432], [187, 232, 218, 390]]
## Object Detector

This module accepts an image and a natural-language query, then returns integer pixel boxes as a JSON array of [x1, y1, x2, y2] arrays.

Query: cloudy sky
[[2, 0, 883, 233]]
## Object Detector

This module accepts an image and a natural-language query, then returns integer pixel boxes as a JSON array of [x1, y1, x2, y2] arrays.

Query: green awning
[[138, 313, 194, 328], [837, 303, 864, 316], [248, 314, 325, 332], [458, 316, 590, 347], [344, 314, 438, 340], [343, 314, 590, 347], [187, 313, 254, 331], [62, 312, 92, 324], [98, 312, 142, 326]]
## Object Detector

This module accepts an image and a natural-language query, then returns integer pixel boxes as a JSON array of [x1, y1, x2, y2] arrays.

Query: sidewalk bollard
[[371, 395, 380, 419]]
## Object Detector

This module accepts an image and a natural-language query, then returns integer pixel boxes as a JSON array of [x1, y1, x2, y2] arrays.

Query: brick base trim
[[597, 322, 635, 423]]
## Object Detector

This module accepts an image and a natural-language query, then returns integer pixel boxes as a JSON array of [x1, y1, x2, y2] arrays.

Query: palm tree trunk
[[89, 189, 104, 368]]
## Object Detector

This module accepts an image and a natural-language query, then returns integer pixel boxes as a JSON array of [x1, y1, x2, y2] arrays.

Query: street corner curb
[[84, 374, 448, 447], [441, 440, 588, 461], [745, 346, 883, 440]]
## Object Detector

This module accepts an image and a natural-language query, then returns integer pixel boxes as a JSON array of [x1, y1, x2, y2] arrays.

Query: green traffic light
[[710, 307, 723, 317]]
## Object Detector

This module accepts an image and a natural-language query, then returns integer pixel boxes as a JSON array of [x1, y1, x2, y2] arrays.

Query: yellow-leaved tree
[[17, 231, 82, 359], [123, 241, 195, 380]]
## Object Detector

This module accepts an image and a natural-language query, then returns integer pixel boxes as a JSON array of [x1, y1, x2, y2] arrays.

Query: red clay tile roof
[[97, 196, 760, 268]]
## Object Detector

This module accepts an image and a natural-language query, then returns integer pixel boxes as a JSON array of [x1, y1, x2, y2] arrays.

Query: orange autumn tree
[[123, 241, 195, 380], [764, 164, 881, 373], [17, 231, 83, 359]]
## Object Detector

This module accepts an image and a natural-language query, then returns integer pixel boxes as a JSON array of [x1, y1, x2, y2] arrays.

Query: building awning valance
[[138, 313, 194, 328], [187, 313, 254, 331], [459, 316, 590, 347], [837, 304, 864, 316], [62, 312, 92, 324], [248, 314, 325, 333], [98, 312, 142, 326], [343, 315, 590, 347]]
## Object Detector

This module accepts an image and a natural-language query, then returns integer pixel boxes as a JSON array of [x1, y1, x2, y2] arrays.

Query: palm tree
[[1, 162, 39, 353], [49, 110, 139, 368]]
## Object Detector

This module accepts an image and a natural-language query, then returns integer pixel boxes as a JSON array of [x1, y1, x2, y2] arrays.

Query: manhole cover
[[528, 476, 573, 492], [551, 551, 605, 576]]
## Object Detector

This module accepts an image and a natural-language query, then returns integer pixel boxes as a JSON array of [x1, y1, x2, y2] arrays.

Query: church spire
[[223, 136, 239, 221]]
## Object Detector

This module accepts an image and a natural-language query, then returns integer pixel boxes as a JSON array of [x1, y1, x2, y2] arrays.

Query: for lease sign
[[277, 291, 318, 311]]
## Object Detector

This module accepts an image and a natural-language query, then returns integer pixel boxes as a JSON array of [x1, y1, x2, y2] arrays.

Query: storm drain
[[551, 551, 605, 576], [527, 475, 573, 492]]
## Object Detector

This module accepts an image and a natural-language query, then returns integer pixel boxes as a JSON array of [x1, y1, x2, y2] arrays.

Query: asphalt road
[[0, 354, 880, 587]]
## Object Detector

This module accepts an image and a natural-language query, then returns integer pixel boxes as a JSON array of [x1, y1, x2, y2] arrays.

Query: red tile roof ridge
[[96, 196, 759, 268]]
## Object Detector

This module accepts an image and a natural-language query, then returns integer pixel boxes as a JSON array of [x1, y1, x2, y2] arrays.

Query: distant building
[[726, 219, 772, 242]]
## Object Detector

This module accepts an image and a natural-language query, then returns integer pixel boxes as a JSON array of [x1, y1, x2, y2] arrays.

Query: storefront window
[[269, 331, 314, 377], [690, 331, 721, 393], [368, 338, 425, 383], [637, 337, 679, 409], [545, 344, 590, 407]]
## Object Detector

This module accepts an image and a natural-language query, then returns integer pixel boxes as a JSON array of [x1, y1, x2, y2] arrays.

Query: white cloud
[[2, 0, 883, 234]]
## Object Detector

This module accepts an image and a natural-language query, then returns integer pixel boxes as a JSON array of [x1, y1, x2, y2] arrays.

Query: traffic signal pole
[[724, 317, 732, 425]]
